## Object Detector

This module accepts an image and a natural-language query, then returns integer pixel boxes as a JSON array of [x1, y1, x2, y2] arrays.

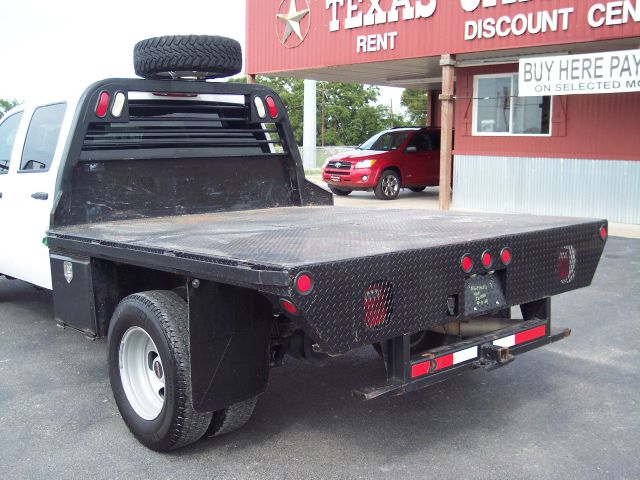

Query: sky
[[0, 0, 402, 106]]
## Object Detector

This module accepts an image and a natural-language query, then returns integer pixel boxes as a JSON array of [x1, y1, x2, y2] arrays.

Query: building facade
[[246, 0, 640, 223]]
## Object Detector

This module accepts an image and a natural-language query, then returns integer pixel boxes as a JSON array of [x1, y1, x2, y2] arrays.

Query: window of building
[[20, 103, 66, 171], [473, 73, 551, 136], [0, 112, 23, 174]]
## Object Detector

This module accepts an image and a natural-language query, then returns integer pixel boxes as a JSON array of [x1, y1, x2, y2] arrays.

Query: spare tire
[[134, 35, 242, 80]]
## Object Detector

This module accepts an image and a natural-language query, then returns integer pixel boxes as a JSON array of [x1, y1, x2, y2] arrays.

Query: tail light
[[279, 299, 299, 316], [294, 272, 313, 295], [481, 250, 493, 269], [364, 281, 393, 329], [557, 245, 576, 284], [111, 92, 126, 118], [95, 91, 110, 118], [254, 97, 266, 118], [599, 225, 607, 241], [265, 96, 278, 118], [500, 248, 512, 265], [460, 254, 473, 273]]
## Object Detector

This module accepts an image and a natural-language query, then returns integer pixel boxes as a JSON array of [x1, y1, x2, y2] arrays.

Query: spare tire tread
[[134, 35, 242, 79]]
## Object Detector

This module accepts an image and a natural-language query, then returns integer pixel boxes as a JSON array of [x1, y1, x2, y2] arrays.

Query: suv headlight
[[354, 159, 376, 169]]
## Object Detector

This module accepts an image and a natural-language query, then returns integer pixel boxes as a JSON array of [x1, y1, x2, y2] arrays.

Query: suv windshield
[[358, 130, 413, 151]]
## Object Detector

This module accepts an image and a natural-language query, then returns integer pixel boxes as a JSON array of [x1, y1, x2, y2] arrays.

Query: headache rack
[[79, 97, 284, 161], [52, 78, 329, 228]]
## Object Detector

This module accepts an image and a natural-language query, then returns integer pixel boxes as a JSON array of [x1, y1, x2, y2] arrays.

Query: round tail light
[[481, 251, 493, 269], [460, 254, 473, 273], [295, 272, 313, 295], [599, 225, 607, 241], [500, 248, 512, 265], [279, 299, 299, 316]]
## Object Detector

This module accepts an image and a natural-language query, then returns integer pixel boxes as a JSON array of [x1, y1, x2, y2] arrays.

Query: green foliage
[[0, 98, 21, 119], [400, 89, 429, 126], [228, 76, 397, 146]]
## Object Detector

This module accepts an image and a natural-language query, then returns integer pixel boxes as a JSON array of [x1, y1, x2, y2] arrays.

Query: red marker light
[[461, 254, 473, 273], [265, 96, 278, 118], [279, 299, 298, 316], [295, 273, 313, 295], [96, 91, 110, 118], [501, 248, 512, 265], [599, 225, 607, 241], [481, 251, 492, 269]]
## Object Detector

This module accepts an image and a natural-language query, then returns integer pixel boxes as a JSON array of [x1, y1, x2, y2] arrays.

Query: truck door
[[0, 111, 26, 278], [2, 103, 67, 288]]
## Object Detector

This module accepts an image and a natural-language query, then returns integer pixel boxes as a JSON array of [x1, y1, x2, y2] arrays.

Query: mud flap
[[188, 280, 272, 413]]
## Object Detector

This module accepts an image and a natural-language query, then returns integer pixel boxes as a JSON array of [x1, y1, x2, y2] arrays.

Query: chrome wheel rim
[[382, 175, 399, 197], [119, 327, 165, 420]]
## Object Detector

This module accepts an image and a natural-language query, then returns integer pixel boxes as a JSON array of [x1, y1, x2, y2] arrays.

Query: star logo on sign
[[276, 0, 310, 48]]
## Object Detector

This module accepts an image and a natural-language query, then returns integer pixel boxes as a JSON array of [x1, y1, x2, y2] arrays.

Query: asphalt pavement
[[1, 236, 639, 480]]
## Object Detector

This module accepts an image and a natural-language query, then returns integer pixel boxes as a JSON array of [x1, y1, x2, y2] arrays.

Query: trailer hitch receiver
[[477, 344, 514, 370]]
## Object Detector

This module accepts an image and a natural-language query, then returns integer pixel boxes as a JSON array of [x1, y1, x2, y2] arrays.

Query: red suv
[[322, 127, 441, 200]]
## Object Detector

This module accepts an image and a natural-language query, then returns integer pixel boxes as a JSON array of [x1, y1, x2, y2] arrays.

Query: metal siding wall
[[452, 156, 640, 224]]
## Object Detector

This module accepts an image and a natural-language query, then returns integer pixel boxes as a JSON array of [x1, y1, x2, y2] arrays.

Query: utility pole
[[390, 99, 394, 128], [321, 85, 326, 147]]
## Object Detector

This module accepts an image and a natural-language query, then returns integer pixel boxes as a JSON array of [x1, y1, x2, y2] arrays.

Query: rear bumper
[[322, 168, 377, 188], [354, 315, 570, 400]]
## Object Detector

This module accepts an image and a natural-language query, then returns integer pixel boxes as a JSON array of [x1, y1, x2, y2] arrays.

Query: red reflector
[[364, 282, 392, 329], [295, 273, 313, 295], [461, 254, 473, 273], [265, 96, 278, 118], [411, 362, 430, 379], [279, 299, 298, 315], [599, 225, 607, 241], [515, 325, 546, 344], [557, 245, 576, 284], [434, 354, 453, 371], [481, 251, 492, 269], [500, 248, 512, 265], [96, 91, 110, 118]]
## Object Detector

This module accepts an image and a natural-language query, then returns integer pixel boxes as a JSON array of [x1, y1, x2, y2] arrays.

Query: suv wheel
[[374, 170, 401, 200]]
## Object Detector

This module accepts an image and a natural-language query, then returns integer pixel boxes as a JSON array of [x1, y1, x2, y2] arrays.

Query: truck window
[[0, 112, 23, 174], [20, 103, 67, 171]]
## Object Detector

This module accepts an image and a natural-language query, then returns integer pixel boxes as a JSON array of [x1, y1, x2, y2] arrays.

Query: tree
[[228, 77, 395, 146], [400, 89, 429, 126], [0, 98, 21, 119]]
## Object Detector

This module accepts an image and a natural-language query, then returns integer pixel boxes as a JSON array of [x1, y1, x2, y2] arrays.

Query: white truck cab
[[0, 98, 78, 288]]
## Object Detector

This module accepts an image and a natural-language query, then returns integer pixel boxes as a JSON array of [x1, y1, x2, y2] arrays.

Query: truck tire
[[205, 396, 258, 438], [328, 186, 352, 196], [133, 35, 242, 80], [108, 290, 212, 451], [374, 170, 401, 200]]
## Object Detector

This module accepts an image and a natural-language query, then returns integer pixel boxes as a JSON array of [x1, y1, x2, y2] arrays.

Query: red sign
[[246, 0, 640, 74]]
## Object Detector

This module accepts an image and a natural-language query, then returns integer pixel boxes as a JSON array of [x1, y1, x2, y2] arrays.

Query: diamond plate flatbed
[[48, 206, 606, 353], [49, 206, 599, 268]]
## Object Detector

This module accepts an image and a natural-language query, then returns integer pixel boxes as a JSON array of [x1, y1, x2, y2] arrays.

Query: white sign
[[519, 49, 640, 96]]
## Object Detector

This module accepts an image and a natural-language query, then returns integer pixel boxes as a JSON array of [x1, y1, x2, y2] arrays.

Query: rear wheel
[[329, 186, 352, 196], [108, 290, 212, 451], [374, 170, 401, 200]]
